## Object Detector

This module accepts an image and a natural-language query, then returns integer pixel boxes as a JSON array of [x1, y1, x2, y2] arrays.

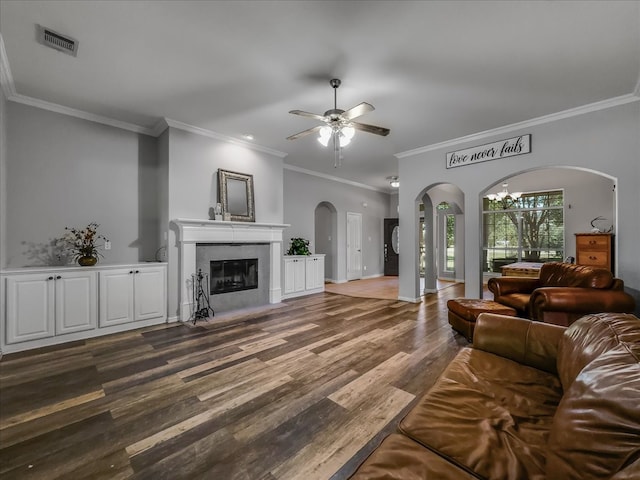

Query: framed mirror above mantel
[[218, 169, 255, 222]]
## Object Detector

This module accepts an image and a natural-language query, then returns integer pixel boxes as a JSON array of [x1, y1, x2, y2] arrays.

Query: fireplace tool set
[[191, 269, 214, 324]]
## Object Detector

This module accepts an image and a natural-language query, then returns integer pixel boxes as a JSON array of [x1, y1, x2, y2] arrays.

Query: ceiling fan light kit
[[288, 78, 390, 167]]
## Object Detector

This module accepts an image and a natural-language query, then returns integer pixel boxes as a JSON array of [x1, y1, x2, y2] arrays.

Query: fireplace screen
[[210, 258, 258, 294]]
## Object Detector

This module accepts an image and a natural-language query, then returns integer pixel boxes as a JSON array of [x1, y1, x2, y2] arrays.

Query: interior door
[[384, 218, 399, 276], [346, 212, 362, 280]]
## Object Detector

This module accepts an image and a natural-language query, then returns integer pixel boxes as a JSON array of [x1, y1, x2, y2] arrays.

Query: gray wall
[[398, 100, 640, 310], [0, 89, 7, 268], [165, 127, 284, 318], [4, 102, 159, 267], [314, 202, 335, 280], [284, 168, 391, 281]]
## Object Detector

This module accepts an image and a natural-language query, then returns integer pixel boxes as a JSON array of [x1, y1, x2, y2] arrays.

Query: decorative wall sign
[[446, 134, 531, 169]]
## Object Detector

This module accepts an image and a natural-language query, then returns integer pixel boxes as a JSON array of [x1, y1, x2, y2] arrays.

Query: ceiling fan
[[287, 78, 390, 167]]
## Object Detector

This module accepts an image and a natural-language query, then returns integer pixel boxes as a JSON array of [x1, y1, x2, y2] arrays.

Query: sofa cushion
[[546, 341, 640, 480], [539, 262, 613, 289], [350, 433, 478, 480], [398, 348, 562, 480], [556, 313, 640, 390]]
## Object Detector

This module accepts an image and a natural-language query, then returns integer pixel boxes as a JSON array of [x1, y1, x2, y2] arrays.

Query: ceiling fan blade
[[352, 121, 390, 137], [289, 110, 327, 122], [286, 125, 323, 141], [341, 102, 374, 121]]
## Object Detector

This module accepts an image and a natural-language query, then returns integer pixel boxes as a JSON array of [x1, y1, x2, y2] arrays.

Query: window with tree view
[[483, 190, 564, 273]]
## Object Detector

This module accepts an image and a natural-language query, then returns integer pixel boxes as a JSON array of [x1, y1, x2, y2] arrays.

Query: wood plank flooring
[[0, 283, 468, 480], [324, 276, 459, 300]]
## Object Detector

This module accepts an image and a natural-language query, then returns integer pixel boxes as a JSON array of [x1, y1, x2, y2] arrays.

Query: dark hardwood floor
[[0, 284, 468, 479]]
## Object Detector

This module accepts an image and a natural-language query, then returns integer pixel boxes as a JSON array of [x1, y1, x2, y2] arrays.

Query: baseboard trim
[[398, 296, 421, 303]]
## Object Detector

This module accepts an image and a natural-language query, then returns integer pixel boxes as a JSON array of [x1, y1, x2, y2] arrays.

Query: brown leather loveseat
[[488, 261, 635, 326], [351, 312, 640, 479]]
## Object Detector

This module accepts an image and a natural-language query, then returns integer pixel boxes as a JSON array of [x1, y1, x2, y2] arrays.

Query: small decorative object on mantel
[[287, 237, 311, 256], [590, 216, 613, 233], [63, 222, 109, 266], [214, 203, 223, 221]]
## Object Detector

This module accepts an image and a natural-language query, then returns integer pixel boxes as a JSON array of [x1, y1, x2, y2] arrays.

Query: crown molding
[[0, 34, 17, 98], [283, 163, 390, 193], [163, 118, 288, 158], [9, 93, 156, 135], [396, 94, 640, 159]]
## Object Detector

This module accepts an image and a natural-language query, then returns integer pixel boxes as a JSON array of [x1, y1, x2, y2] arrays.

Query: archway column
[[422, 194, 436, 293]]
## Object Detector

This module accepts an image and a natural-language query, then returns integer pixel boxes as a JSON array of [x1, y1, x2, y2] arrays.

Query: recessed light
[[243, 134, 254, 141]]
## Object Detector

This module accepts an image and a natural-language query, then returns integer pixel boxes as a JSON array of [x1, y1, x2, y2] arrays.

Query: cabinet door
[[134, 267, 166, 321], [5, 274, 55, 343], [55, 271, 98, 335], [283, 258, 296, 294], [305, 257, 325, 290], [306, 258, 316, 290], [99, 269, 134, 327], [293, 259, 306, 292], [315, 256, 325, 290]]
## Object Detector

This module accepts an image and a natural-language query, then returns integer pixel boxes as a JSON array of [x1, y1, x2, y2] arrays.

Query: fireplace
[[172, 219, 288, 321], [210, 258, 258, 294], [195, 242, 270, 314]]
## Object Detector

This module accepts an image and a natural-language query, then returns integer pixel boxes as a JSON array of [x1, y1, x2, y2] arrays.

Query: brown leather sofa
[[487, 261, 636, 326], [350, 312, 640, 479]]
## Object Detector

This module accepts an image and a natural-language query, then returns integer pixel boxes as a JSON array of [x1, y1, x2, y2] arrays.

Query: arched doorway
[[480, 167, 617, 289], [314, 201, 338, 282], [416, 184, 465, 295]]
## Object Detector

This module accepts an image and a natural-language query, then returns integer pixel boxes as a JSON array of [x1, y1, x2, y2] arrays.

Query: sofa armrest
[[487, 276, 541, 298], [473, 313, 565, 374], [530, 287, 637, 318]]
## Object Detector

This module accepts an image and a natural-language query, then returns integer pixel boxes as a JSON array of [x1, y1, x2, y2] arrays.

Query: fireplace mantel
[[172, 218, 289, 321]]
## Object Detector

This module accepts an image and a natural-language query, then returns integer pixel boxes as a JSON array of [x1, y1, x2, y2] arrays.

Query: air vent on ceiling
[[37, 24, 79, 57]]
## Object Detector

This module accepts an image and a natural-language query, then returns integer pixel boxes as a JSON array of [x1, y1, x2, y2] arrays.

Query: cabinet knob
[[47, 276, 54, 281], [129, 270, 134, 274], [135, 270, 140, 274], [589, 256, 597, 260], [56, 276, 62, 280], [589, 240, 596, 245]]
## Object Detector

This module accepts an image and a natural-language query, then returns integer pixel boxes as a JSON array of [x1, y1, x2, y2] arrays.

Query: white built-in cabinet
[[99, 266, 166, 327], [5, 270, 97, 343], [282, 255, 325, 299], [1, 263, 167, 354]]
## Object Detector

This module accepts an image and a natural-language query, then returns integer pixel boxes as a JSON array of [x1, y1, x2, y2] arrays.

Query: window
[[483, 190, 564, 273], [445, 214, 455, 271]]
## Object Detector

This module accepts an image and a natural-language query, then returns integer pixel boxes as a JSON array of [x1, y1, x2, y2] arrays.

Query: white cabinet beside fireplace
[[282, 255, 325, 299], [5, 270, 97, 344], [99, 266, 166, 327], [1, 263, 167, 354]]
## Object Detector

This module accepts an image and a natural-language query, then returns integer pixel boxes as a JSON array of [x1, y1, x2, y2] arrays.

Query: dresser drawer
[[576, 235, 609, 251], [577, 251, 609, 268]]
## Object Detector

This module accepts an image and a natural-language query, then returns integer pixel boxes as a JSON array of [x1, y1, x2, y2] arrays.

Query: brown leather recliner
[[487, 262, 636, 326]]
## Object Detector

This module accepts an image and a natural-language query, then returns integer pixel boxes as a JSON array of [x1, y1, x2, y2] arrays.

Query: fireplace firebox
[[210, 258, 258, 294]]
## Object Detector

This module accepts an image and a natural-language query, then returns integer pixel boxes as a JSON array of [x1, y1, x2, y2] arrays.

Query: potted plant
[[287, 237, 311, 256], [64, 222, 109, 266]]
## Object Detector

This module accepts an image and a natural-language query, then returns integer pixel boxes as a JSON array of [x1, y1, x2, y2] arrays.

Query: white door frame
[[346, 212, 363, 280]]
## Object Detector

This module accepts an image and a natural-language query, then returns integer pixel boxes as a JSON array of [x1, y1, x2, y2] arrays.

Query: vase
[[78, 255, 98, 267]]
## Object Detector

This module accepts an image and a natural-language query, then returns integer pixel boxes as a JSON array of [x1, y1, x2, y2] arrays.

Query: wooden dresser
[[575, 233, 614, 273]]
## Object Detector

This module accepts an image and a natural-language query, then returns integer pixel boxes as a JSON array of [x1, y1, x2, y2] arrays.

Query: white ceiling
[[1, 0, 639, 191]]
